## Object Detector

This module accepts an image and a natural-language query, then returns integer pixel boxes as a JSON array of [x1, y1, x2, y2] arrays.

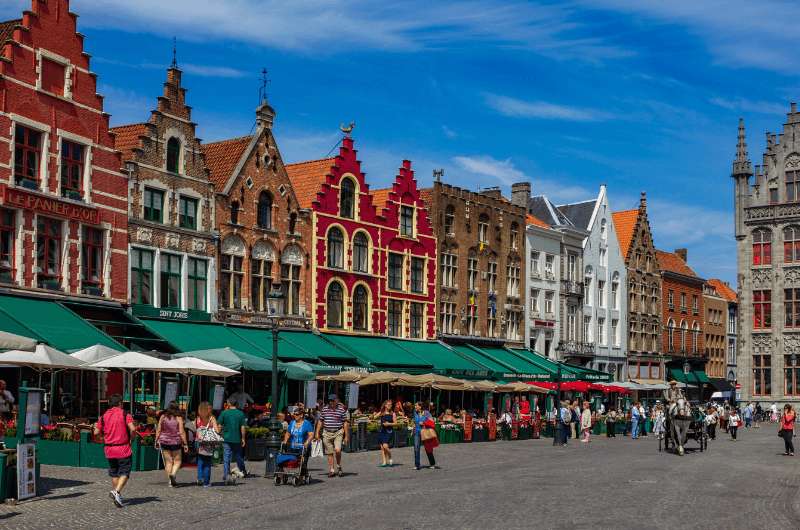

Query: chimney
[[256, 100, 275, 130], [511, 182, 531, 208], [675, 248, 687, 262], [480, 187, 502, 200]]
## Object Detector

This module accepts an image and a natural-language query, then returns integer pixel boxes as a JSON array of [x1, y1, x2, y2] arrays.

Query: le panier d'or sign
[[1, 185, 100, 224]]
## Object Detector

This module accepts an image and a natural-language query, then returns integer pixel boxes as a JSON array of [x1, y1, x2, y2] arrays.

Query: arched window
[[327, 227, 344, 268], [753, 228, 772, 265], [788, 168, 800, 202], [166, 137, 181, 173], [352, 232, 369, 273], [340, 177, 355, 218], [784, 226, 800, 263], [230, 201, 240, 225], [611, 272, 620, 310], [257, 191, 272, 229], [352, 285, 368, 331], [444, 205, 455, 235], [600, 218, 607, 240], [326, 282, 343, 328], [478, 214, 489, 244], [680, 320, 688, 352], [667, 319, 675, 352], [584, 266, 593, 306], [692, 322, 700, 353]]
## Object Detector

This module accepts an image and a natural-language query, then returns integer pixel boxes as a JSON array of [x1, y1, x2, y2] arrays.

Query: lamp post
[[727, 370, 736, 408], [263, 285, 285, 477]]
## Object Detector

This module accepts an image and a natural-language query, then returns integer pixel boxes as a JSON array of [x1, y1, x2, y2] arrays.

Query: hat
[[668, 380, 678, 385], [327, 393, 338, 401]]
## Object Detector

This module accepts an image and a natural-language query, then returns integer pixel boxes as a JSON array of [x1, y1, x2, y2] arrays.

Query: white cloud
[[99, 84, 152, 126], [3, 0, 631, 61], [708, 97, 787, 116], [441, 125, 458, 139], [453, 155, 527, 186], [484, 93, 610, 121], [580, 0, 800, 74]]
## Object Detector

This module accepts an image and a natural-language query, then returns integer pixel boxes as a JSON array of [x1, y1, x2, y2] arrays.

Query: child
[[728, 408, 741, 441], [652, 404, 666, 441]]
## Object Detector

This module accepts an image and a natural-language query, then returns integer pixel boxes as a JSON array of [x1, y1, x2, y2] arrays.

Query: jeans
[[606, 421, 615, 437], [631, 418, 640, 439], [223, 442, 245, 480], [413, 432, 435, 468], [780, 429, 795, 453], [197, 454, 212, 486], [745, 417, 752, 428], [707, 424, 716, 439], [729, 426, 738, 440]]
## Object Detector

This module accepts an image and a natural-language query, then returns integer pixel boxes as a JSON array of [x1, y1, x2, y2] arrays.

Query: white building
[[524, 214, 562, 358]]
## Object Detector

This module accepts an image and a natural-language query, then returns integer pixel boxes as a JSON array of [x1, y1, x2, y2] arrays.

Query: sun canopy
[[465, 380, 497, 392], [358, 371, 407, 386], [89, 351, 182, 372], [0, 344, 88, 370], [71, 344, 127, 364], [496, 381, 547, 393], [176, 347, 274, 372], [167, 357, 239, 377], [393, 373, 466, 390], [0, 330, 37, 351], [316, 370, 365, 382]]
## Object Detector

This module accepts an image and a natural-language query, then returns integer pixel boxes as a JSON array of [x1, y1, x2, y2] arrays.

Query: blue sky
[[4, 0, 796, 285]]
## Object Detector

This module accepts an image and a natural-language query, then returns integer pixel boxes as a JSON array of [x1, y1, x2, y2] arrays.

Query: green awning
[[226, 326, 316, 361], [0, 295, 122, 351], [322, 334, 432, 370], [449, 345, 510, 374], [175, 347, 274, 371], [141, 319, 269, 356], [470, 346, 551, 380], [693, 369, 710, 384], [669, 367, 709, 385], [389, 339, 494, 378], [561, 363, 613, 382], [278, 330, 360, 364]]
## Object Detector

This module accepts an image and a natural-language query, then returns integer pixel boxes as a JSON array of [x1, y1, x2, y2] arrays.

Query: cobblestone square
[[1, 427, 797, 529]]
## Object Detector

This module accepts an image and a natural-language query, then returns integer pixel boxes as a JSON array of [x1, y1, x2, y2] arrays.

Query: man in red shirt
[[94, 395, 135, 507]]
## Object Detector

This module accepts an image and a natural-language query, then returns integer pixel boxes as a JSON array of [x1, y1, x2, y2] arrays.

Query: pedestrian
[[559, 401, 571, 446], [0, 379, 14, 420], [729, 408, 741, 441], [778, 404, 795, 456], [412, 401, 439, 470], [705, 406, 718, 440], [639, 402, 648, 437], [228, 383, 254, 410], [314, 393, 350, 478], [217, 397, 247, 484], [571, 401, 580, 439], [743, 402, 753, 428], [93, 394, 135, 508], [580, 402, 592, 443], [195, 401, 218, 487], [652, 403, 666, 441], [631, 402, 641, 440], [606, 408, 617, 438], [770, 402, 779, 423], [155, 401, 188, 487], [373, 399, 397, 467], [283, 406, 314, 476]]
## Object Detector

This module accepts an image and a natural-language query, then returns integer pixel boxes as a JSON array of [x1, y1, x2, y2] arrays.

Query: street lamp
[[263, 284, 285, 477], [727, 370, 736, 408]]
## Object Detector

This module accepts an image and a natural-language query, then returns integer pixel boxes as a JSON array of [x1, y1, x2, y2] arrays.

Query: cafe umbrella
[[0, 330, 37, 351], [88, 351, 184, 412]]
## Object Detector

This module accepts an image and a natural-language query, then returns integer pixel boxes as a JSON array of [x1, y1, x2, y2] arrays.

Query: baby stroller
[[273, 443, 310, 487]]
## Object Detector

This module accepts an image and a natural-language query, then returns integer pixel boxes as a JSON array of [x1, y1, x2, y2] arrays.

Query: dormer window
[[400, 205, 414, 237], [166, 137, 181, 173], [257, 191, 273, 229], [340, 177, 355, 218], [61, 140, 84, 200], [230, 201, 240, 225]]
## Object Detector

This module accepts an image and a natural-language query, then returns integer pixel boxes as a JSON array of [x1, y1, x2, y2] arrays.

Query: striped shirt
[[319, 403, 348, 431]]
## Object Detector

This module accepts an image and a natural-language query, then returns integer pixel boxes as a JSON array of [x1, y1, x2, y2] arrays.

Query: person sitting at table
[[228, 384, 254, 410], [439, 409, 456, 423], [519, 396, 532, 422]]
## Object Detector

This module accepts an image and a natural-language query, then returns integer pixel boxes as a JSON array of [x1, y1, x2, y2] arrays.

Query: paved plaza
[[1, 427, 798, 530]]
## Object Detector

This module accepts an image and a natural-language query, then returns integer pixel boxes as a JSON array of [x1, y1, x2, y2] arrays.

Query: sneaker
[[328, 470, 335, 478], [388, 459, 393, 467], [196, 479, 203, 486], [337, 467, 344, 477], [169, 475, 177, 487], [110, 490, 124, 508], [413, 466, 422, 471]]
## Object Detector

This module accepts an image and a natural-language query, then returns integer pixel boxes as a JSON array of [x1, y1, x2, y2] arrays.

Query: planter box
[[38, 439, 80, 467], [393, 430, 409, 448], [245, 437, 266, 461], [132, 440, 162, 471], [79, 433, 109, 469], [472, 428, 488, 442], [2, 437, 17, 450], [366, 432, 381, 451], [518, 426, 532, 440]]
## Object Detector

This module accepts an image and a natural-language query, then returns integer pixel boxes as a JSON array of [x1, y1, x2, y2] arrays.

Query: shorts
[[159, 443, 182, 451], [107, 456, 132, 478], [322, 429, 344, 454]]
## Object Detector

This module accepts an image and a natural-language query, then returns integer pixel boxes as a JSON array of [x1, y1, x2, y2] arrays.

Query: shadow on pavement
[[124, 496, 161, 507], [41, 492, 86, 501], [0, 512, 21, 520], [38, 476, 92, 494]]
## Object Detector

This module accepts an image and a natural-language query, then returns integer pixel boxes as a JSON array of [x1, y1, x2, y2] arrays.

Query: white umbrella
[[0, 330, 37, 351], [168, 357, 239, 377], [89, 351, 181, 372], [0, 344, 87, 370], [71, 344, 124, 364]]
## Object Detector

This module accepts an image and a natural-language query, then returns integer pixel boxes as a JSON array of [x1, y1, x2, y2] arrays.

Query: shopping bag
[[420, 427, 437, 442], [310, 439, 324, 458]]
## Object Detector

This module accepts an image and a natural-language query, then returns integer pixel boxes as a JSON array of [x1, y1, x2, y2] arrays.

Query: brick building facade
[[0, 0, 128, 302], [657, 249, 706, 374], [613, 194, 663, 382], [111, 65, 217, 320], [708, 278, 738, 383], [423, 179, 526, 346], [204, 98, 311, 325], [286, 136, 436, 339], [703, 281, 727, 379]]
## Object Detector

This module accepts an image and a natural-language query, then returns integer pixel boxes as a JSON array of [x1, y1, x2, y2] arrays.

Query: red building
[[0, 0, 127, 301], [657, 249, 706, 369], [286, 136, 436, 339]]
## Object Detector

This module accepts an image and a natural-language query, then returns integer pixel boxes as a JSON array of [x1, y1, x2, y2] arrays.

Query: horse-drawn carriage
[[659, 398, 708, 455]]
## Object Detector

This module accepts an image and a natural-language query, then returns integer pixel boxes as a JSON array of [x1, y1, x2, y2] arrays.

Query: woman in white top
[[580, 402, 592, 443], [729, 409, 741, 441]]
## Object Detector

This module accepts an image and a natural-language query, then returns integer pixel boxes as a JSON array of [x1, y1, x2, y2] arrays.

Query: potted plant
[[245, 427, 269, 461], [365, 421, 381, 450]]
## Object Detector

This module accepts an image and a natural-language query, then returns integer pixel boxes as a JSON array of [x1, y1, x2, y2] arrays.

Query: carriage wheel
[[292, 476, 301, 487], [274, 475, 282, 486]]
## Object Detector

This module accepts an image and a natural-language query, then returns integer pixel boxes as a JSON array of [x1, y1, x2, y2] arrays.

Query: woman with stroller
[[282, 406, 314, 471], [372, 400, 397, 467]]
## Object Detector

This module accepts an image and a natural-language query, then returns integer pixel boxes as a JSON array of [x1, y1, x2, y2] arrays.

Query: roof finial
[[433, 169, 444, 182], [732, 118, 753, 177], [258, 67, 269, 104], [639, 191, 647, 210], [340, 121, 355, 138], [171, 37, 178, 69]]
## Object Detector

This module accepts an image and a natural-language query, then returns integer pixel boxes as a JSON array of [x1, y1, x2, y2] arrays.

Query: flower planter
[[518, 426, 532, 440], [472, 428, 488, 442], [79, 432, 109, 469], [2, 437, 17, 450], [38, 439, 80, 467], [393, 429, 409, 448], [132, 439, 162, 471], [366, 431, 381, 451], [245, 437, 266, 461]]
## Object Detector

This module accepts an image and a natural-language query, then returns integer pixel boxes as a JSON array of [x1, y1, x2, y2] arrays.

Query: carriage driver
[[664, 380, 685, 405]]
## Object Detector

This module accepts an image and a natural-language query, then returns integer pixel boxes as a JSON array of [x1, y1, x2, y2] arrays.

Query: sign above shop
[[132, 304, 212, 322], [217, 309, 310, 329], [1, 185, 100, 224]]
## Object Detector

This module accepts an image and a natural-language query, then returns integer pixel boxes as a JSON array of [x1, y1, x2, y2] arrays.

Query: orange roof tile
[[656, 249, 698, 278], [285, 158, 335, 209], [201, 136, 252, 192], [526, 213, 550, 229], [611, 209, 639, 259], [708, 278, 737, 302], [110, 123, 148, 161], [371, 187, 391, 208]]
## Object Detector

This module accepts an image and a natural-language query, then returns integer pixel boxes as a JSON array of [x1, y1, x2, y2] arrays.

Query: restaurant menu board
[[163, 381, 178, 407], [17, 443, 36, 500], [347, 383, 359, 410], [212, 384, 225, 411], [305, 381, 317, 408], [24, 391, 41, 436]]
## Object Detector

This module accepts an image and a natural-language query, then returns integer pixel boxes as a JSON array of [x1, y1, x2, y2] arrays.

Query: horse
[[668, 398, 693, 456]]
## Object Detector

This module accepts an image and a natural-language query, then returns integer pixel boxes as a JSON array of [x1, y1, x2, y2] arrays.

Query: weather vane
[[340, 121, 355, 137], [171, 37, 177, 69], [259, 67, 270, 103]]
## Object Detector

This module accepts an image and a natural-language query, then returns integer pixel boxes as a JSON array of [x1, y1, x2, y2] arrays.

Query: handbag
[[197, 425, 223, 444], [310, 439, 324, 458], [420, 427, 437, 442]]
